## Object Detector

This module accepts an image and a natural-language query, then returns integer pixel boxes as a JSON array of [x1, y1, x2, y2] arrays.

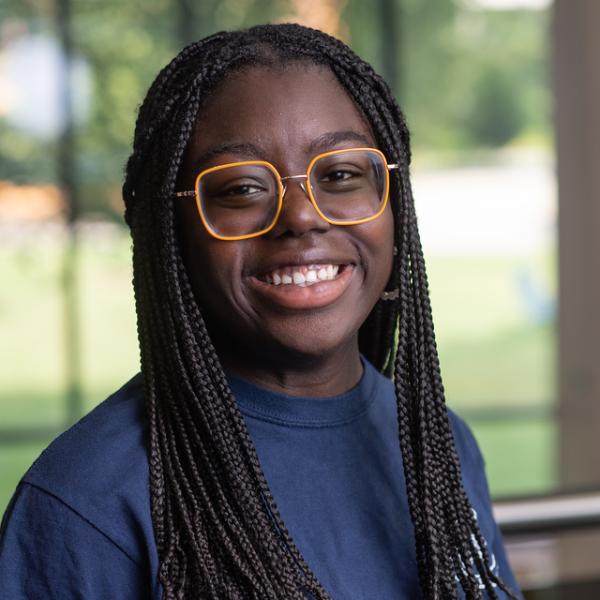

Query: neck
[[215, 338, 363, 398]]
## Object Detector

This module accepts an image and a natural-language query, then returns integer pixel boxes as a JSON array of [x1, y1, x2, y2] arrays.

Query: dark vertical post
[[554, 0, 600, 581], [55, 0, 82, 425], [176, 0, 196, 47], [554, 0, 600, 490], [379, 0, 401, 100]]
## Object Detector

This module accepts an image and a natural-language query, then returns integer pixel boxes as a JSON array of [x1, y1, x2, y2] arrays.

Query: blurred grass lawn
[[0, 225, 557, 513]]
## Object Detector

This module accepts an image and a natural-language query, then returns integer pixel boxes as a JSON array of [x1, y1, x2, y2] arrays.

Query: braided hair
[[122, 23, 517, 600]]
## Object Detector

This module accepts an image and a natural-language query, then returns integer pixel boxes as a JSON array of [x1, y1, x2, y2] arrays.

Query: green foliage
[[467, 65, 526, 147], [470, 418, 557, 497], [345, 0, 550, 152], [0, 0, 288, 218], [0, 124, 56, 183], [1, 0, 551, 214]]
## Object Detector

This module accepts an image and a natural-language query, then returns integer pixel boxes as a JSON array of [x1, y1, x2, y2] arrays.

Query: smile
[[249, 263, 355, 310], [257, 264, 345, 287]]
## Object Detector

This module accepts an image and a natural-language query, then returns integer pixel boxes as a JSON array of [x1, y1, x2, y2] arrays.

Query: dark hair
[[123, 23, 516, 600]]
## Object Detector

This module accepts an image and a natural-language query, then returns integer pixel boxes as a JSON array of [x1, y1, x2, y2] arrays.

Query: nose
[[271, 177, 330, 237]]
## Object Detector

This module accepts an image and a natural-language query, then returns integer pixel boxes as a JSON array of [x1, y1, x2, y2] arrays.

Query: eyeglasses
[[175, 147, 399, 241]]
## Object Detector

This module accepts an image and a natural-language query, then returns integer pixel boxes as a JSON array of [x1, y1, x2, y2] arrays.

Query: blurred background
[[1, 0, 599, 597]]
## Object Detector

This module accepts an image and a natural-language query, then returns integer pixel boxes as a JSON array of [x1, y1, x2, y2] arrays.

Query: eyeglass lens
[[197, 150, 387, 238], [309, 150, 386, 222], [199, 164, 280, 237]]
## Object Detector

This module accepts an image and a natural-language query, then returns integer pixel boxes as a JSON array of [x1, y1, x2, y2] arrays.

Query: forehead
[[186, 63, 374, 168]]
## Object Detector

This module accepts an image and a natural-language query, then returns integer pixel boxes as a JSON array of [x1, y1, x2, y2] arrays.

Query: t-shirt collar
[[226, 357, 378, 428]]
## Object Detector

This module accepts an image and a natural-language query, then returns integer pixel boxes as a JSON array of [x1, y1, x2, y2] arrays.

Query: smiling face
[[176, 63, 394, 391]]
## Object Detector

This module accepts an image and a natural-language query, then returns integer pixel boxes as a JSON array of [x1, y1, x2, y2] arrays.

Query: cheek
[[190, 243, 239, 307], [176, 208, 238, 308]]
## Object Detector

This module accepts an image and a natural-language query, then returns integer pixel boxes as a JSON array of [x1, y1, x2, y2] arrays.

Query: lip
[[248, 264, 356, 310]]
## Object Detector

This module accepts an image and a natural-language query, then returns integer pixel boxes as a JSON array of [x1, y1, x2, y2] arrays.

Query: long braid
[[123, 23, 517, 599]]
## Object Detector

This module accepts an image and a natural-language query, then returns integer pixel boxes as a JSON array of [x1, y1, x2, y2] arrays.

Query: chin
[[263, 322, 359, 364]]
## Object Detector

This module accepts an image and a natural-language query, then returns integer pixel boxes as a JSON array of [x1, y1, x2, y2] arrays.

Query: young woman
[[0, 23, 522, 600]]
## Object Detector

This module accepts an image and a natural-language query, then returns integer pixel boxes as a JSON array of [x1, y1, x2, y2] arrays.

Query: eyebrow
[[192, 130, 372, 170], [193, 143, 265, 169], [307, 130, 372, 154]]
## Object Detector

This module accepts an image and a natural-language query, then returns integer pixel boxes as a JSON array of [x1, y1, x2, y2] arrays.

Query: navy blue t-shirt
[[0, 360, 521, 599]]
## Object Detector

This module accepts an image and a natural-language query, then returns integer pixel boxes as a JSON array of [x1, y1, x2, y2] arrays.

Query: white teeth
[[261, 264, 344, 287]]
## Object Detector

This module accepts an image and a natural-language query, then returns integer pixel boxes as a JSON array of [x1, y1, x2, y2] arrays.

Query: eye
[[321, 168, 359, 183], [203, 176, 274, 210], [210, 182, 270, 209], [221, 183, 266, 196]]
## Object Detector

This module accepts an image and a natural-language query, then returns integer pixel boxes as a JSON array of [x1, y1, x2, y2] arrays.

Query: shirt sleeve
[[474, 457, 524, 600], [0, 482, 151, 599], [450, 413, 524, 600]]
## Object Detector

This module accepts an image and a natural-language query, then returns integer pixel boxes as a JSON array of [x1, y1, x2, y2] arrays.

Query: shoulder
[[367, 363, 491, 510], [25, 374, 147, 496], [0, 375, 160, 597], [445, 411, 523, 597], [365, 364, 487, 491], [361, 362, 521, 597], [19, 374, 155, 565], [364, 360, 484, 470], [0, 481, 153, 599]]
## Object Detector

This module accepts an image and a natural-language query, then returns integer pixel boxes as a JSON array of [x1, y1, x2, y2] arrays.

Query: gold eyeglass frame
[[175, 147, 399, 241]]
